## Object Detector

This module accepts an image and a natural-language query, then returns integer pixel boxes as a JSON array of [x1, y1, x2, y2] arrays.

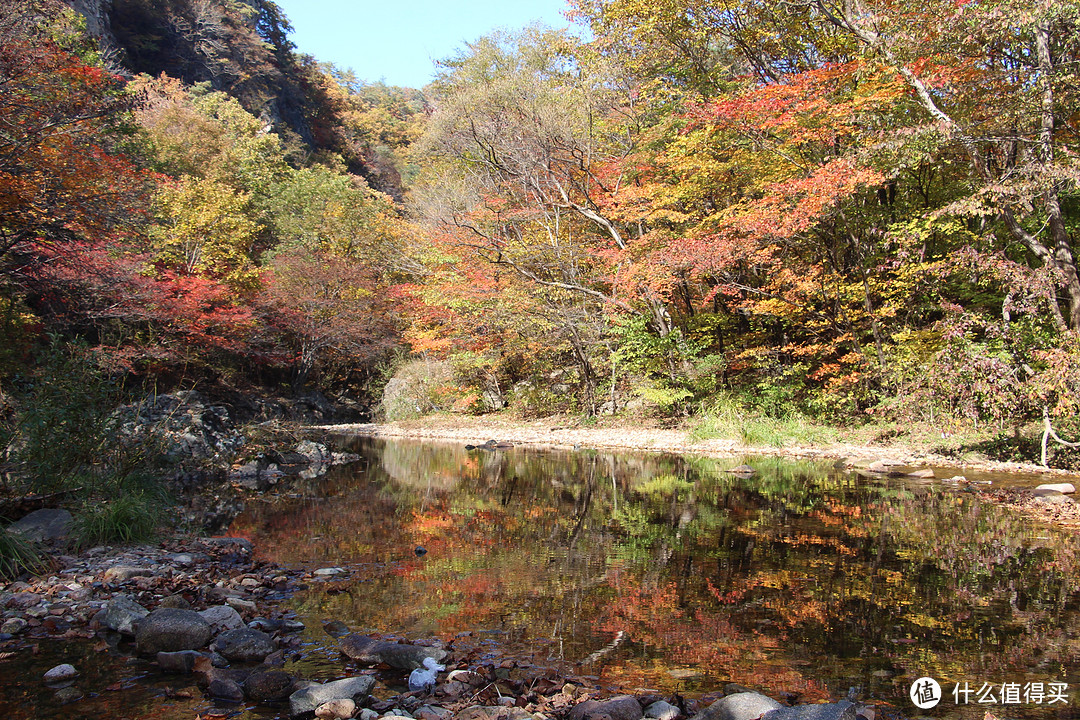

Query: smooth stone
[[99, 594, 149, 635], [729, 464, 756, 475], [313, 567, 344, 576], [646, 700, 681, 720], [570, 695, 644, 720], [1037, 483, 1076, 494], [762, 701, 857, 720], [1034, 492, 1074, 504], [199, 604, 245, 632], [693, 692, 783, 720], [44, 664, 79, 682], [103, 566, 153, 583], [416, 705, 454, 720], [208, 677, 245, 702], [244, 669, 296, 702], [289, 675, 376, 717], [907, 469, 935, 479], [212, 627, 276, 662], [159, 594, 192, 610], [315, 698, 357, 719], [8, 592, 42, 609], [135, 608, 213, 655], [339, 635, 447, 669], [226, 596, 257, 612], [1, 617, 28, 634], [323, 620, 350, 637]]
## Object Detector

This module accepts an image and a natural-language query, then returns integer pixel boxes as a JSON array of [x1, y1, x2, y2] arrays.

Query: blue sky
[[271, 0, 576, 88]]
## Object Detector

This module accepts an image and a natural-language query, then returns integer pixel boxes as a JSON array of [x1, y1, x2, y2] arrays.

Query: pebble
[[313, 567, 345, 576]]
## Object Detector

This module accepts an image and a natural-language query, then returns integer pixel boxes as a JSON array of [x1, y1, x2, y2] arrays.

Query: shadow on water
[[4, 437, 1080, 719]]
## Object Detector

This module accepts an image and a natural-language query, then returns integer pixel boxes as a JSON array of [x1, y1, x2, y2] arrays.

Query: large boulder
[[289, 676, 376, 717], [135, 608, 213, 655], [211, 628, 276, 663], [339, 635, 447, 669], [693, 693, 783, 720], [7, 508, 72, 545]]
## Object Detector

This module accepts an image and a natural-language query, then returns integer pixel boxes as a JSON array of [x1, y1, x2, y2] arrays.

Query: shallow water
[[3, 437, 1080, 719], [230, 437, 1080, 718]]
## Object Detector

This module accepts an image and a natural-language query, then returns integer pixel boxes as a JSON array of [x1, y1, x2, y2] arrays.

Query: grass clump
[[70, 489, 167, 549], [690, 396, 841, 448], [0, 528, 48, 580]]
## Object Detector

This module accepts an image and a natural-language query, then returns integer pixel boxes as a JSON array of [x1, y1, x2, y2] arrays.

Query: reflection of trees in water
[[232, 439, 1080, 708]]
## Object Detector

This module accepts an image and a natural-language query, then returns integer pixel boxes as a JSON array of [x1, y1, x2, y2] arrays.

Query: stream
[[3, 436, 1080, 719]]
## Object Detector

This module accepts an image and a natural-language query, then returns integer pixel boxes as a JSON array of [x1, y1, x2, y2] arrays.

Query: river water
[[5, 436, 1080, 719]]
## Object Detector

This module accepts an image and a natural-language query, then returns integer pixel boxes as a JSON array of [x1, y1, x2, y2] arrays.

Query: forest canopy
[[1, 0, 1079, 467]]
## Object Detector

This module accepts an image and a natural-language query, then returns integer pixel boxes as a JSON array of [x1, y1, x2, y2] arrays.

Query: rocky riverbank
[[0, 532, 879, 720]]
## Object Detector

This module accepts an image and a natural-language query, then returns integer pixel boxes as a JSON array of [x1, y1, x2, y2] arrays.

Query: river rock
[[156, 650, 203, 674], [99, 594, 149, 635], [199, 604, 245, 632], [570, 695, 644, 720], [693, 692, 783, 720], [645, 701, 681, 720], [54, 686, 84, 704], [729, 465, 756, 476], [212, 627, 276, 662], [208, 677, 245, 702], [323, 620, 350, 637], [1037, 483, 1076, 494], [315, 699, 357, 719], [244, 669, 296, 702], [339, 635, 447, 669], [762, 702, 857, 720], [1034, 492, 1074, 504], [135, 608, 213, 655], [1, 618, 28, 634], [7, 508, 72, 544], [226, 596, 257, 613], [907, 469, 935, 479], [103, 565, 154, 583], [7, 591, 42, 609], [289, 675, 376, 717], [43, 664, 79, 682], [159, 594, 192, 609]]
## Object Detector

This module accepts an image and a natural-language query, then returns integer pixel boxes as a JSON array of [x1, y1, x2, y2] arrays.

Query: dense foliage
[[1, 0, 1079, 473]]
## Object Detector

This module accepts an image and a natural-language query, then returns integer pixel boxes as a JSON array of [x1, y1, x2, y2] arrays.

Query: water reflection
[[227, 438, 1080, 719]]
